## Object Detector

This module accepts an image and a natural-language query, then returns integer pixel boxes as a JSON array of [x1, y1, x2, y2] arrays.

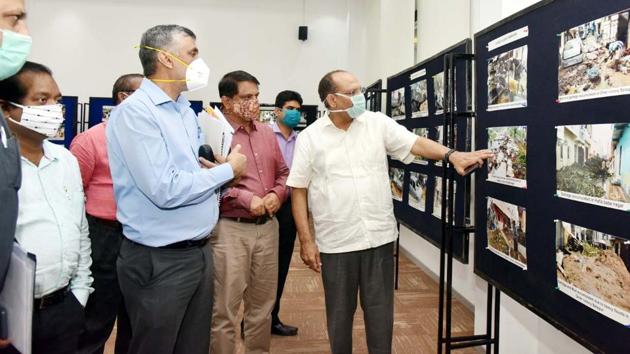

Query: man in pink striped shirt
[[70, 73, 142, 354], [211, 70, 289, 354]]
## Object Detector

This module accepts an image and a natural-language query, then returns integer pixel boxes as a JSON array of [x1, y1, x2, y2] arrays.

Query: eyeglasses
[[337, 87, 367, 96]]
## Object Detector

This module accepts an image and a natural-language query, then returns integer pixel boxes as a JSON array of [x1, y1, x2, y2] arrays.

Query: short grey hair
[[139, 25, 196, 77]]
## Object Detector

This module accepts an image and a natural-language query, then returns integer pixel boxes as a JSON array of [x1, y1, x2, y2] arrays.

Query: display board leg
[[437, 52, 501, 354]]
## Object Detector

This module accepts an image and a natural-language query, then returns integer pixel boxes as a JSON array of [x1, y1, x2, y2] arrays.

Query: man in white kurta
[[287, 70, 492, 354]]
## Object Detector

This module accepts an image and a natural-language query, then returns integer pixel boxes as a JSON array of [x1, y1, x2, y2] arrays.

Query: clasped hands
[[249, 193, 280, 217]]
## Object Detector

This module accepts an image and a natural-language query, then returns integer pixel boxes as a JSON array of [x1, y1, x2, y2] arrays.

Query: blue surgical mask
[[329, 93, 366, 119], [0, 30, 32, 80], [282, 109, 301, 128]]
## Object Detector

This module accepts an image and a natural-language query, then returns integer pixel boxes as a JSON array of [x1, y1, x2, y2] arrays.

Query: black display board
[[365, 79, 383, 113], [50, 96, 78, 148], [88, 97, 204, 128], [474, 1, 630, 353], [386, 39, 472, 263]]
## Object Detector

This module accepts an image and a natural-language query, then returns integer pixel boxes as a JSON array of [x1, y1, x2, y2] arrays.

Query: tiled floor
[[105, 244, 481, 353]]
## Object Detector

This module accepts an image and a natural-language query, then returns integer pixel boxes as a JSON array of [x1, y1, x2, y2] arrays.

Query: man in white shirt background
[[0, 62, 93, 354], [287, 69, 493, 354]]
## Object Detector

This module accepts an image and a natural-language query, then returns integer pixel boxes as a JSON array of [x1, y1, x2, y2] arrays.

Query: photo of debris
[[408, 171, 428, 211], [487, 45, 528, 111], [432, 177, 456, 219], [412, 128, 429, 165], [410, 80, 429, 118], [433, 126, 445, 166], [556, 124, 630, 211], [102, 105, 115, 122], [391, 87, 406, 120], [487, 126, 527, 188], [556, 221, 630, 326], [486, 197, 527, 269], [433, 72, 445, 115], [258, 107, 276, 124], [389, 167, 404, 201], [558, 9, 630, 102]]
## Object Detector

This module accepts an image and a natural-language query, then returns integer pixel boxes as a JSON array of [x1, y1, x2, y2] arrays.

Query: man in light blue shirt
[[106, 24, 246, 354]]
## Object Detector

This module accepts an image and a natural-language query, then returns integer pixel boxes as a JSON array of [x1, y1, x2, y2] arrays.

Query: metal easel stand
[[437, 52, 501, 354]]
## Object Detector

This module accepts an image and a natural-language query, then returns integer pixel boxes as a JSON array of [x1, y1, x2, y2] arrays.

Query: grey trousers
[[320, 242, 394, 354], [117, 238, 213, 354]]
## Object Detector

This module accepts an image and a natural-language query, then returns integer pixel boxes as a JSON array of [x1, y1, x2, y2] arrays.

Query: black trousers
[[320, 242, 395, 354], [77, 215, 131, 354], [271, 199, 297, 324], [32, 292, 86, 354], [117, 238, 213, 354]]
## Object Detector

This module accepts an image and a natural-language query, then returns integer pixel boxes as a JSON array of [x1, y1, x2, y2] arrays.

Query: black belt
[[225, 215, 271, 225], [124, 236, 210, 250], [159, 237, 209, 249], [34, 285, 69, 310]]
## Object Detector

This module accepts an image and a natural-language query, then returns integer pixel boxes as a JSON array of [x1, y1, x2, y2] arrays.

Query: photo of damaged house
[[558, 9, 630, 102], [389, 167, 404, 201], [556, 123, 630, 211], [412, 128, 429, 164], [487, 126, 527, 188], [556, 221, 630, 326], [410, 80, 429, 118], [486, 197, 527, 269], [391, 87, 406, 120], [487, 45, 528, 110], [433, 72, 445, 114], [408, 171, 428, 211]]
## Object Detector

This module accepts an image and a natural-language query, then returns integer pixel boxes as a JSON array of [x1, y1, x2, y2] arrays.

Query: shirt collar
[[228, 117, 259, 132], [271, 122, 297, 141], [21, 140, 59, 167], [322, 112, 362, 128], [140, 78, 191, 108]]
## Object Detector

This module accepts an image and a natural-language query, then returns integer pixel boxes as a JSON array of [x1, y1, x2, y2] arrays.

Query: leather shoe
[[271, 321, 298, 336]]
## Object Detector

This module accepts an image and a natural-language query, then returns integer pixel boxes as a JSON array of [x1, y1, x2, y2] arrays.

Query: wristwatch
[[444, 149, 456, 165]]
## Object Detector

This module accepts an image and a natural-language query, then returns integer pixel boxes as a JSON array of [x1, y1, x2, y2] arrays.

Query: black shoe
[[271, 321, 298, 336]]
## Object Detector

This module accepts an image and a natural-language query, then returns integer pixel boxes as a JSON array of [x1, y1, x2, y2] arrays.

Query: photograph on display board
[[258, 108, 275, 124], [558, 9, 630, 103], [412, 128, 429, 165], [48, 104, 66, 142], [487, 126, 527, 188], [408, 171, 428, 211], [390, 87, 406, 120], [102, 105, 115, 122], [432, 177, 455, 219], [433, 72, 445, 115], [487, 45, 528, 111], [389, 167, 404, 201], [432, 126, 446, 166], [555, 221, 630, 326], [556, 124, 630, 211], [486, 197, 527, 269], [410, 80, 429, 118]]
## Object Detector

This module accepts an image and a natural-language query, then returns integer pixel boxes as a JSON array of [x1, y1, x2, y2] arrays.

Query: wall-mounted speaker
[[298, 26, 308, 41]]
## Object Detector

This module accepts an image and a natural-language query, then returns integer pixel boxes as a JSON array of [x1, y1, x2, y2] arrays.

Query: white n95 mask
[[184, 58, 210, 92], [8, 102, 65, 138]]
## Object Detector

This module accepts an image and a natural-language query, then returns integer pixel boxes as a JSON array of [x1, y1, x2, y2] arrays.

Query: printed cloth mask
[[8, 102, 65, 138], [234, 97, 260, 121], [282, 109, 301, 128], [139, 45, 210, 92], [329, 93, 367, 119], [0, 30, 32, 80]]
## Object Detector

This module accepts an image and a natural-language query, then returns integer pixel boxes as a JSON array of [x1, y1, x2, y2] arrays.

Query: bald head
[[318, 70, 361, 109]]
